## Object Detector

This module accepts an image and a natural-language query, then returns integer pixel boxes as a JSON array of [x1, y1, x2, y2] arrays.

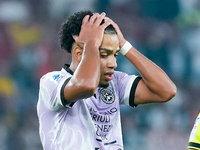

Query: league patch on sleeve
[[52, 74, 65, 83]]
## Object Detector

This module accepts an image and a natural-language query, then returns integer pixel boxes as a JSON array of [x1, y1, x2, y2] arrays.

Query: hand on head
[[104, 17, 126, 48], [73, 12, 112, 49]]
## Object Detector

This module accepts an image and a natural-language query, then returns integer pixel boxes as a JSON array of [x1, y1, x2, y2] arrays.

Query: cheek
[[100, 60, 107, 72]]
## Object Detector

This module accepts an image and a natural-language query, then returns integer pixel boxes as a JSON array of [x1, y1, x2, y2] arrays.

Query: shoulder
[[40, 70, 71, 86], [113, 71, 138, 82], [40, 71, 60, 82], [113, 71, 128, 79]]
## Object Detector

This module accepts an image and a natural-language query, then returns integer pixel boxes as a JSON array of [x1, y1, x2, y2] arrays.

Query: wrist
[[120, 41, 132, 55], [84, 39, 101, 50]]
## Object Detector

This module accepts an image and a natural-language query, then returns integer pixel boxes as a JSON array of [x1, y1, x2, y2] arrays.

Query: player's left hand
[[104, 17, 126, 48]]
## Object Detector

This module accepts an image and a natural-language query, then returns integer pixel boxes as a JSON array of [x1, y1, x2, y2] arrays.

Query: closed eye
[[100, 52, 108, 58], [99, 48, 120, 58]]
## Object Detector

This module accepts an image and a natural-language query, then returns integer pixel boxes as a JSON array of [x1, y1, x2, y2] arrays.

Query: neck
[[69, 61, 78, 72]]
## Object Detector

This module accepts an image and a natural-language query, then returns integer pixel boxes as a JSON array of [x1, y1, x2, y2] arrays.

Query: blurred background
[[0, 0, 199, 149]]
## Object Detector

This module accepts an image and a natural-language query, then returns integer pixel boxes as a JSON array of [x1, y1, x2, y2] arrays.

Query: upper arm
[[134, 78, 168, 104]]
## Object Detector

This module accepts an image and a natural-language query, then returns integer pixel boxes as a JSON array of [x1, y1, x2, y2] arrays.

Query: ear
[[72, 46, 82, 62]]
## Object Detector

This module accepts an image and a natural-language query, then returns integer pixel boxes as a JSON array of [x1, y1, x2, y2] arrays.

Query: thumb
[[72, 35, 84, 48], [72, 35, 79, 42]]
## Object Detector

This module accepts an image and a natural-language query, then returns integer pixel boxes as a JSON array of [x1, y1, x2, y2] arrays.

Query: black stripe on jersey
[[60, 77, 74, 107], [104, 140, 117, 145], [96, 138, 102, 142], [96, 138, 117, 146], [189, 142, 200, 148], [129, 76, 142, 107]]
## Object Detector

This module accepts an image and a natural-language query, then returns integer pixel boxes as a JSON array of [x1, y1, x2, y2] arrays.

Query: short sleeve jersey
[[188, 112, 200, 149], [37, 64, 141, 150]]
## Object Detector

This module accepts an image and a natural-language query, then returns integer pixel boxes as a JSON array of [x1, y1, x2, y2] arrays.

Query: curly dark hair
[[59, 10, 117, 53]]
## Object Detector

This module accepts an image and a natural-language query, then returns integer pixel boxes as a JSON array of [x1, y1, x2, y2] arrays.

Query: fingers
[[104, 17, 113, 23], [100, 19, 112, 29], [104, 17, 118, 30], [104, 17, 126, 47], [82, 12, 107, 26], [104, 17, 121, 34], [88, 13, 99, 24], [95, 12, 106, 25], [93, 13, 112, 29], [82, 15, 90, 24]]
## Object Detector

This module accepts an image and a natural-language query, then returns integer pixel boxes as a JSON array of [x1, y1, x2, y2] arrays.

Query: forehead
[[100, 34, 119, 50]]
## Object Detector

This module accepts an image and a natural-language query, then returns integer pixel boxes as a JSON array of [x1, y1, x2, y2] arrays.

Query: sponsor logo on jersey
[[100, 88, 115, 104], [52, 74, 64, 82]]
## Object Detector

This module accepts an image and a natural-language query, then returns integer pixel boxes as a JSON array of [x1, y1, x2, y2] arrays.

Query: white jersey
[[37, 64, 141, 150]]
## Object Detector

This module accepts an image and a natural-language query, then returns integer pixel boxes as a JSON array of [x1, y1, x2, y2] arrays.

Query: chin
[[99, 82, 109, 88]]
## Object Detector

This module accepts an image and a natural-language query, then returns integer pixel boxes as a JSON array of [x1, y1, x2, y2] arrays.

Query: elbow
[[85, 85, 97, 96], [165, 88, 177, 102], [80, 81, 98, 97], [64, 78, 98, 102], [169, 83, 177, 99], [160, 84, 177, 103]]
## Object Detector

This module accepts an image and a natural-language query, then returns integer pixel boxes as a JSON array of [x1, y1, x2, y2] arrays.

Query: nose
[[107, 55, 117, 69]]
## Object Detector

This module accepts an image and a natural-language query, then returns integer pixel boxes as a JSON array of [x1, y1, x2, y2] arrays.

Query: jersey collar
[[63, 64, 73, 75]]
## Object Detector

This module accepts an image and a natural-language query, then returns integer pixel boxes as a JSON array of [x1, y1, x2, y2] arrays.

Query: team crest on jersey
[[100, 88, 115, 104]]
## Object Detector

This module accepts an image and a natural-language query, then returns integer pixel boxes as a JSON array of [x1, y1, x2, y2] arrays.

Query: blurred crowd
[[0, 0, 200, 149]]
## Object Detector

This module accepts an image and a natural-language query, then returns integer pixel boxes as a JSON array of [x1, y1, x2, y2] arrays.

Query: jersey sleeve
[[39, 72, 72, 111], [114, 71, 141, 107], [188, 112, 200, 149]]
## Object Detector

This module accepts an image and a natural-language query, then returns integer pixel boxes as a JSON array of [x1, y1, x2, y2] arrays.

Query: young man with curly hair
[[37, 10, 177, 150]]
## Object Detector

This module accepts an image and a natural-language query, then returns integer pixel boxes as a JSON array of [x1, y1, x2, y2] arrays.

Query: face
[[99, 34, 119, 87]]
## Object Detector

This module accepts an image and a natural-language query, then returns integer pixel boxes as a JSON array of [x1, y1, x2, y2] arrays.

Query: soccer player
[[188, 112, 200, 150], [37, 10, 177, 150]]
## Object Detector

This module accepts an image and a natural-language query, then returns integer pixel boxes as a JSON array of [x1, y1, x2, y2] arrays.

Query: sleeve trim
[[60, 77, 74, 108], [129, 76, 142, 107], [188, 142, 200, 149]]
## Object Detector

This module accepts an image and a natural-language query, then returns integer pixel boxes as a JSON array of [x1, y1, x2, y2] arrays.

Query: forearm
[[109, 19, 176, 102], [64, 41, 100, 102], [125, 46, 177, 101], [76, 41, 101, 88]]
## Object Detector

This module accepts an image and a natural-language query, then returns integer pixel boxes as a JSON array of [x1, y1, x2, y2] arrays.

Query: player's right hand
[[73, 13, 112, 49]]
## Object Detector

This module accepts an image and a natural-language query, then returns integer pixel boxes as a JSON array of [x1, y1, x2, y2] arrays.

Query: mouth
[[104, 72, 114, 81]]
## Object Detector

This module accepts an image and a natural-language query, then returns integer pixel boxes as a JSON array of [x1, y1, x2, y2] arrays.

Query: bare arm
[[125, 46, 177, 104], [63, 13, 112, 103], [110, 20, 177, 104]]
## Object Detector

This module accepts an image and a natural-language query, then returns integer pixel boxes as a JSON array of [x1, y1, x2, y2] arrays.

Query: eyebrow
[[99, 48, 120, 53]]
